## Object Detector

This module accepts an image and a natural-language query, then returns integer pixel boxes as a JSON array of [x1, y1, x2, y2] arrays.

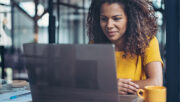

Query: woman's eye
[[100, 17, 107, 21], [114, 18, 121, 21]]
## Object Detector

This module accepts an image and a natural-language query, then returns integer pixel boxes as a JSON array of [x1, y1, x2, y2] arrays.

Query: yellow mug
[[137, 86, 166, 102]]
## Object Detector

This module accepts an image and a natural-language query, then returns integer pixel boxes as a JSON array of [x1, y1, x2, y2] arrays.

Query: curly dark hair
[[87, 0, 158, 58]]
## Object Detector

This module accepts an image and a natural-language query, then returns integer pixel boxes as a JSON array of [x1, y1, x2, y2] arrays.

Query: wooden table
[[0, 80, 144, 102], [119, 95, 144, 102]]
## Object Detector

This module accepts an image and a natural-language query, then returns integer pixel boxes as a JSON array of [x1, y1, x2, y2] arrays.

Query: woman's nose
[[106, 19, 114, 29]]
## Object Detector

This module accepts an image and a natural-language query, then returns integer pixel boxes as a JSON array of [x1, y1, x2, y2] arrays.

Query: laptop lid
[[23, 43, 118, 102]]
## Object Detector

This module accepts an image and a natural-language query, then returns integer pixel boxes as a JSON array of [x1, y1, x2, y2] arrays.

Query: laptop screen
[[23, 43, 118, 102]]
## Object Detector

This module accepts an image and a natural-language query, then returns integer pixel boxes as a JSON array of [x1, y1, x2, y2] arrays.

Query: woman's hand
[[117, 79, 139, 95]]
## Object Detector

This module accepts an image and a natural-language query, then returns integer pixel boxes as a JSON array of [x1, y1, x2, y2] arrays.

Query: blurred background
[[0, 0, 166, 80], [0, 0, 179, 101], [0, 0, 92, 80]]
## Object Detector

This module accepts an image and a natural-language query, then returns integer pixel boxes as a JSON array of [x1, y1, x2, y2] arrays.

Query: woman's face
[[100, 3, 127, 42]]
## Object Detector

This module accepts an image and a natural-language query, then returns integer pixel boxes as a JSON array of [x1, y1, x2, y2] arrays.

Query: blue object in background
[[10, 92, 31, 99]]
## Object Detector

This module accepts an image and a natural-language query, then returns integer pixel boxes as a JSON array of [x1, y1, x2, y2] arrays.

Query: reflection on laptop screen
[[23, 44, 118, 102]]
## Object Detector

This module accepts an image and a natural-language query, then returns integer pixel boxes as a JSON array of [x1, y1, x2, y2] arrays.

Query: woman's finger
[[127, 81, 139, 89], [126, 89, 136, 94], [117, 78, 139, 92], [118, 78, 131, 83], [118, 90, 128, 95], [118, 79, 139, 89], [120, 83, 138, 92], [118, 84, 137, 94], [118, 88, 128, 95]]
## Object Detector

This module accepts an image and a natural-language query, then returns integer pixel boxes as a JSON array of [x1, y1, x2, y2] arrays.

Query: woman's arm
[[117, 61, 163, 95], [132, 61, 163, 89]]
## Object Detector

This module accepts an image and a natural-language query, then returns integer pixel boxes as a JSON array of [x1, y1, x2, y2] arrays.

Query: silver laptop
[[23, 43, 118, 102]]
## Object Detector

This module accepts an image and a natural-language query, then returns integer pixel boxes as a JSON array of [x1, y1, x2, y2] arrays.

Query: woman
[[87, 0, 163, 95]]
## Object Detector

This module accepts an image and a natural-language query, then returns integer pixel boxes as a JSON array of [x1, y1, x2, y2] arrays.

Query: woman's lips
[[107, 31, 117, 36]]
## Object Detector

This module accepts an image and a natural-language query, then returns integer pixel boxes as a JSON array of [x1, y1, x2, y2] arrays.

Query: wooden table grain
[[118, 95, 144, 102]]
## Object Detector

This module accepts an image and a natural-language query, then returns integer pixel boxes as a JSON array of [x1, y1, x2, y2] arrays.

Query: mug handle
[[137, 89, 145, 99]]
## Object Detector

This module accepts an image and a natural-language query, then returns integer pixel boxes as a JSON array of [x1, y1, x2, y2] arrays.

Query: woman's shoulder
[[148, 36, 159, 48], [150, 36, 158, 42], [143, 36, 163, 66], [145, 36, 160, 53]]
